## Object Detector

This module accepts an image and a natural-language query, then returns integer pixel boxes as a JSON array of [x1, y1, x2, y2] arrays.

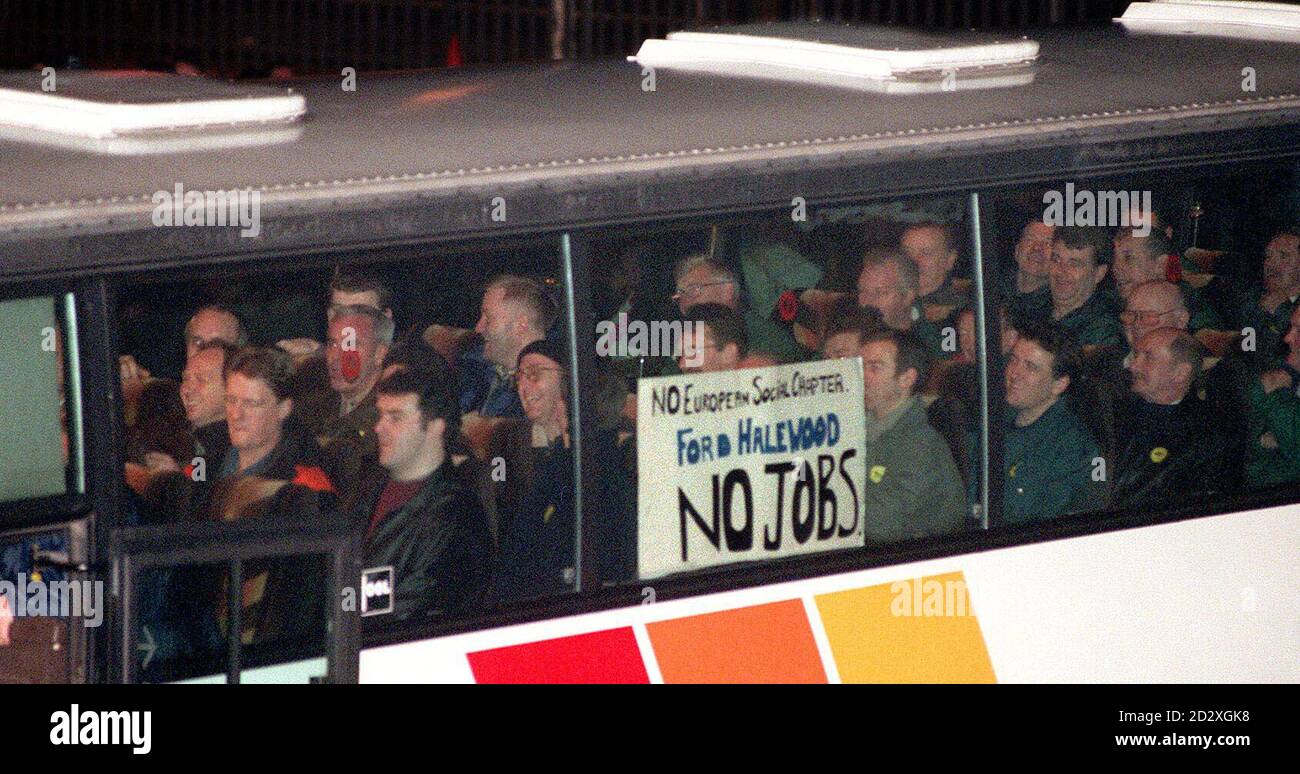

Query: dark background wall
[[1, 0, 1132, 76]]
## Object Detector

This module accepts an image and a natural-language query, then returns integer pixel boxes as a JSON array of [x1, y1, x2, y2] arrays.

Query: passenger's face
[[329, 289, 384, 320], [1122, 287, 1184, 346], [679, 325, 738, 373], [823, 331, 862, 361], [1049, 242, 1106, 310], [475, 287, 523, 368], [374, 392, 437, 473], [1014, 222, 1055, 280], [180, 347, 226, 427], [675, 265, 737, 315], [857, 263, 915, 329], [516, 353, 566, 424], [1127, 331, 1182, 402], [1112, 233, 1166, 298], [1263, 234, 1300, 294], [901, 226, 955, 296], [326, 314, 385, 394], [1284, 306, 1300, 371], [860, 340, 909, 415], [1005, 339, 1064, 413], [185, 309, 240, 359], [224, 372, 287, 454]]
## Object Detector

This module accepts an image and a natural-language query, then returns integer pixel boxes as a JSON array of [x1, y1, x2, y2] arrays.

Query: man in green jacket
[[830, 324, 967, 545], [1246, 303, 1300, 488], [1001, 321, 1106, 523], [856, 249, 947, 360], [1047, 226, 1123, 347]]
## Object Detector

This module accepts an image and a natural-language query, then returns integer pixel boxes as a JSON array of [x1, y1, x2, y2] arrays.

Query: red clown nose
[[341, 350, 362, 382]]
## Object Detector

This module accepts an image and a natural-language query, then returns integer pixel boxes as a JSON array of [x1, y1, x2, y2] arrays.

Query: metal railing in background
[[110, 515, 362, 684], [1, 0, 1131, 74]]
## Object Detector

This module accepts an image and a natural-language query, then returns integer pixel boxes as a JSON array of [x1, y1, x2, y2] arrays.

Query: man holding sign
[[853, 328, 968, 544]]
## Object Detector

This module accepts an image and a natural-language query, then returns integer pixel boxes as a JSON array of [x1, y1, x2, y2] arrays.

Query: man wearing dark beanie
[[486, 340, 634, 603]]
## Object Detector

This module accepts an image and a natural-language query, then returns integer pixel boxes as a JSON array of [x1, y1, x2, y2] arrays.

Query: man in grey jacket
[[851, 328, 969, 544]]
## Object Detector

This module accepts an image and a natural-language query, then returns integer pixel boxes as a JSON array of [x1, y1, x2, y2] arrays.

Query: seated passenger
[[821, 306, 887, 360], [275, 270, 395, 358], [184, 303, 249, 361], [486, 340, 633, 604], [1000, 322, 1105, 523], [851, 327, 967, 543], [460, 275, 554, 418], [901, 221, 968, 319], [856, 249, 944, 358], [218, 348, 337, 644], [724, 231, 827, 362], [1113, 328, 1231, 502], [1246, 303, 1300, 488], [678, 303, 747, 373], [306, 305, 393, 491], [671, 253, 791, 363], [180, 341, 239, 469], [1240, 230, 1300, 369], [1113, 229, 1227, 336], [132, 348, 336, 648], [342, 370, 493, 623], [120, 303, 248, 426], [217, 347, 335, 499], [1001, 220, 1054, 323], [1046, 226, 1122, 347]]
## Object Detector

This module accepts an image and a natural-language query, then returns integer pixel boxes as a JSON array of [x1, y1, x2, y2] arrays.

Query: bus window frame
[[0, 276, 118, 531], [362, 152, 1300, 651], [7, 148, 1296, 670]]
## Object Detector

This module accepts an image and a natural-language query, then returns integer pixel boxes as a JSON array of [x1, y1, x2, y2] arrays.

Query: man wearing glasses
[[1117, 281, 1191, 368], [672, 253, 814, 364]]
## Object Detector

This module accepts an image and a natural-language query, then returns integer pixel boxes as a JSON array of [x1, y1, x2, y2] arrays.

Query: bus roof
[[1, 21, 1298, 278]]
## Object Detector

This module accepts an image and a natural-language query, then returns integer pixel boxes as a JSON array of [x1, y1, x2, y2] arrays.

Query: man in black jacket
[[343, 370, 493, 624], [1114, 328, 1232, 504]]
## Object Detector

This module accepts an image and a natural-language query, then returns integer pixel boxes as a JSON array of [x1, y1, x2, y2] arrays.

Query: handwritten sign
[[636, 359, 866, 579]]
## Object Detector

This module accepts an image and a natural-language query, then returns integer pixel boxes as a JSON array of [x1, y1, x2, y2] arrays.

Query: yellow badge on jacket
[[1150, 447, 1168, 463], [869, 465, 886, 484], [543, 504, 556, 524]]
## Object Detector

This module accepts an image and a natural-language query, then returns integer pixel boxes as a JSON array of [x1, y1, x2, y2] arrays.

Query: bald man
[[1120, 281, 1191, 363], [1112, 230, 1226, 334], [1113, 328, 1232, 503]]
